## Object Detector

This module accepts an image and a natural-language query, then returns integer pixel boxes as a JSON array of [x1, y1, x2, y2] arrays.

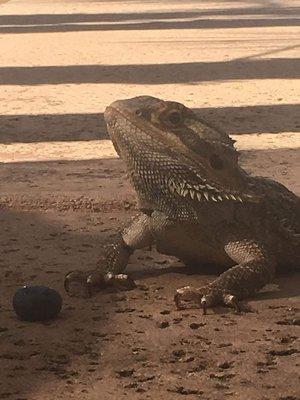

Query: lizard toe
[[222, 293, 256, 313], [109, 274, 137, 291], [64, 270, 92, 298], [174, 286, 202, 310]]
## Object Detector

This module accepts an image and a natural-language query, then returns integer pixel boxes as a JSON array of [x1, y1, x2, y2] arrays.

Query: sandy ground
[[0, 0, 300, 399]]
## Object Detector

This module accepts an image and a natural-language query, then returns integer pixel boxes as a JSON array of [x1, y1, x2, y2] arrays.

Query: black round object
[[13, 285, 62, 322]]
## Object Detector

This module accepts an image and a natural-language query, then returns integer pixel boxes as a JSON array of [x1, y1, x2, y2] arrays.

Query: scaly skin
[[65, 96, 300, 312]]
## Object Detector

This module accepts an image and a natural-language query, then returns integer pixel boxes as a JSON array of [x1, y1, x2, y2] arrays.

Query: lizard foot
[[96, 273, 137, 291], [174, 286, 204, 311], [64, 270, 136, 298], [174, 286, 254, 314], [64, 270, 93, 298]]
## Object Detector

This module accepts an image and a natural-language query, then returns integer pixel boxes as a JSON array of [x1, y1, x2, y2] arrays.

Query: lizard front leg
[[175, 239, 276, 313], [65, 213, 153, 297]]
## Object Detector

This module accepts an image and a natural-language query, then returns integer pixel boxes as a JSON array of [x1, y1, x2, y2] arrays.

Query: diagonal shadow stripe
[[0, 59, 299, 86], [0, 17, 299, 34], [0, 103, 299, 143], [0, 7, 298, 25]]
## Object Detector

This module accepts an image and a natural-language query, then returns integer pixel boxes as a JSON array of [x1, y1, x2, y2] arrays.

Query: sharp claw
[[65, 270, 137, 297], [174, 288, 254, 315], [64, 270, 92, 298], [201, 296, 207, 315], [110, 274, 136, 291], [174, 287, 204, 311], [174, 293, 184, 310], [223, 294, 241, 313], [115, 273, 129, 281], [104, 272, 114, 283], [174, 293, 179, 309], [86, 271, 107, 286]]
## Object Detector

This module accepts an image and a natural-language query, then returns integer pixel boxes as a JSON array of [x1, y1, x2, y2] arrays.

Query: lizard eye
[[135, 109, 143, 116], [168, 110, 182, 125]]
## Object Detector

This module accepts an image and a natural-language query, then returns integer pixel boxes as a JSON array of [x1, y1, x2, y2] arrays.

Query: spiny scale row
[[168, 179, 244, 203]]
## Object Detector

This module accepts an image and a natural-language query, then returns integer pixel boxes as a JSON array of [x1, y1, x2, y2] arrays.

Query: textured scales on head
[[104, 96, 260, 218]]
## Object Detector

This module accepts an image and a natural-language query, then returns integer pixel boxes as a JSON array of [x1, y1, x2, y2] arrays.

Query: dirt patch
[[0, 153, 299, 400]]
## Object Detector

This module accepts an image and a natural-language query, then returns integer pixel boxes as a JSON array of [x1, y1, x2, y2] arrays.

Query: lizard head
[[104, 96, 257, 216]]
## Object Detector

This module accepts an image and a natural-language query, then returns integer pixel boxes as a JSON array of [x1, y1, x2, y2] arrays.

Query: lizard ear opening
[[167, 110, 182, 126], [210, 154, 224, 170]]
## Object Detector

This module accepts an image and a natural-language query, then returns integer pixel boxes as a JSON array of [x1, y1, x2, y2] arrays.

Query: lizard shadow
[[131, 262, 300, 301], [255, 271, 300, 301]]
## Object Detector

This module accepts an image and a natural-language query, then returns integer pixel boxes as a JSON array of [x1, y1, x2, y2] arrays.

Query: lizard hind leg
[[174, 239, 276, 313]]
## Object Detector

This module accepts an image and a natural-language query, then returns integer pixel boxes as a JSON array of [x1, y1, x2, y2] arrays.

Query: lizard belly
[[150, 220, 233, 268]]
